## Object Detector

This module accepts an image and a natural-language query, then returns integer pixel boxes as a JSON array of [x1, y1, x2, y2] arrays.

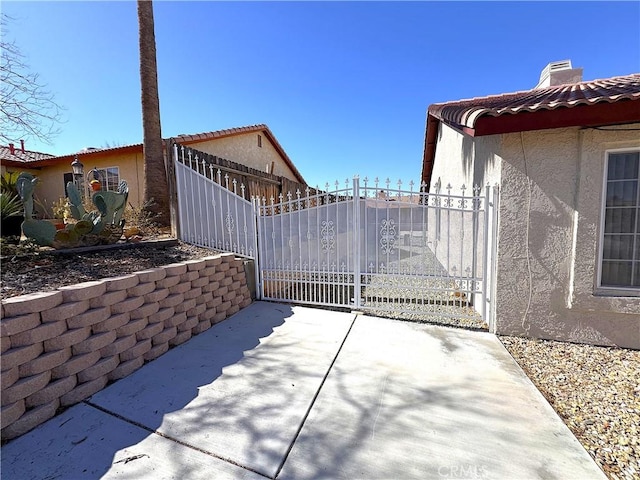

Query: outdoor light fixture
[[71, 156, 84, 196], [71, 157, 84, 176]]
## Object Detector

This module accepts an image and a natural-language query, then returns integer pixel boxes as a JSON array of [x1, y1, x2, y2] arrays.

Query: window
[[257, 134, 262, 148], [599, 150, 640, 289], [90, 167, 120, 192]]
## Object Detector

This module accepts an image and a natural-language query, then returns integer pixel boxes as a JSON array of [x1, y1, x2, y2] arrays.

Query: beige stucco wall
[[4, 131, 300, 218], [2, 153, 144, 217], [429, 123, 502, 193], [186, 133, 299, 182], [442, 124, 640, 348]]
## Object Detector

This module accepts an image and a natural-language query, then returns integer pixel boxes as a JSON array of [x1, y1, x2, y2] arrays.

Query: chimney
[[20, 140, 25, 152], [8, 143, 15, 155], [535, 60, 583, 89]]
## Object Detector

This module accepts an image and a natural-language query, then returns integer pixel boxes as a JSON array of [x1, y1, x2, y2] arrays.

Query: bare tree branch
[[0, 14, 64, 146]]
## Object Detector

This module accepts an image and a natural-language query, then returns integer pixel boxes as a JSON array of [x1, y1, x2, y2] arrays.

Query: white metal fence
[[174, 146, 499, 329], [256, 178, 498, 328], [174, 144, 258, 259]]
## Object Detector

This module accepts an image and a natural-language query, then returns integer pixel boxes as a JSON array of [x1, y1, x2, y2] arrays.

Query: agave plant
[[1, 171, 21, 196], [0, 193, 23, 220]]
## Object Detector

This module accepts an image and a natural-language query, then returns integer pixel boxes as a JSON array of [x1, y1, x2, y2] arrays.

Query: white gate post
[[482, 184, 491, 325], [253, 196, 262, 300], [352, 176, 361, 308], [488, 186, 500, 333], [172, 143, 183, 241]]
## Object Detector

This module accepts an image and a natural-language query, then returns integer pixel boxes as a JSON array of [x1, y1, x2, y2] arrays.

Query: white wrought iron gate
[[256, 178, 499, 329], [174, 144, 499, 330]]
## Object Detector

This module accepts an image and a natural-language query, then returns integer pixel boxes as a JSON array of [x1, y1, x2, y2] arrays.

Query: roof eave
[[420, 114, 440, 189], [422, 98, 640, 189], [176, 125, 306, 184], [472, 98, 640, 136]]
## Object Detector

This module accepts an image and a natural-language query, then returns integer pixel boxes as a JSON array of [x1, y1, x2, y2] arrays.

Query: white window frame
[[596, 147, 640, 295], [89, 166, 120, 192]]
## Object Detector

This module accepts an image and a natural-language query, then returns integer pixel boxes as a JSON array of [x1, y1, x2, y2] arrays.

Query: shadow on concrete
[[1, 302, 294, 480]]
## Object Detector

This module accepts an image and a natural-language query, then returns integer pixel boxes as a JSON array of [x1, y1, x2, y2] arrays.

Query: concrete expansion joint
[[273, 314, 358, 479], [81, 399, 270, 478]]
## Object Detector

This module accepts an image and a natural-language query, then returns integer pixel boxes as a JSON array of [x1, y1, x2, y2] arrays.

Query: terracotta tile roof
[[176, 124, 269, 143], [428, 73, 640, 131], [0, 124, 306, 184], [421, 73, 640, 189], [47, 143, 144, 164], [175, 124, 306, 184], [0, 146, 56, 168]]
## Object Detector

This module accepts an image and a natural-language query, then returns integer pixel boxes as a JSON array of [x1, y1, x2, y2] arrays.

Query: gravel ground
[[501, 336, 639, 480], [1, 240, 637, 479]]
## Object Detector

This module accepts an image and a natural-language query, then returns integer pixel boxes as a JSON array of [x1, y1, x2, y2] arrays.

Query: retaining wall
[[0, 252, 252, 440]]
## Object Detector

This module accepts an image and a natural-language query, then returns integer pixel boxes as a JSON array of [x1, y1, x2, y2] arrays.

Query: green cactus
[[19, 174, 130, 249], [16, 173, 56, 246], [66, 182, 86, 220]]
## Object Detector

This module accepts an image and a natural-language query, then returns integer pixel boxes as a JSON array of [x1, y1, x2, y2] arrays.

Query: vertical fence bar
[[353, 176, 361, 308], [459, 185, 466, 309], [233, 180, 241, 252], [489, 185, 500, 333], [471, 184, 480, 307], [253, 197, 262, 300], [482, 184, 491, 324], [173, 144, 184, 241]]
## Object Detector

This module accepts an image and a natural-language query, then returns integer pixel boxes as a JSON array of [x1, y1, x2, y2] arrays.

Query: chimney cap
[[535, 60, 583, 89]]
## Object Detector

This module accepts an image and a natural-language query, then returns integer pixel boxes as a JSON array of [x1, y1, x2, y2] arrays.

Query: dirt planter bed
[[0, 252, 252, 440]]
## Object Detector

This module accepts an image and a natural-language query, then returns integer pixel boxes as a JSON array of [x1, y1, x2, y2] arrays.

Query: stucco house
[[1, 124, 305, 215], [422, 61, 640, 349]]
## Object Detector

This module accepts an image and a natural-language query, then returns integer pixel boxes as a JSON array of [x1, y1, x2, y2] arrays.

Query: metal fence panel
[[174, 144, 257, 259], [174, 146, 497, 327], [256, 177, 496, 327], [257, 183, 357, 307]]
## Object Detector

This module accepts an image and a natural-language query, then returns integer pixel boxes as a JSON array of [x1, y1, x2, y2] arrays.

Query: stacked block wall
[[1, 252, 252, 440]]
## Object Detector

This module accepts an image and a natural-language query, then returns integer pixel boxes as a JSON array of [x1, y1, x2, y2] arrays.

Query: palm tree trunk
[[137, 0, 170, 227]]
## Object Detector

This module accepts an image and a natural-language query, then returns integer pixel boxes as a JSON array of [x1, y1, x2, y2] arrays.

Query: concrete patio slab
[[0, 403, 265, 480], [279, 315, 606, 480], [1, 303, 606, 480], [86, 302, 355, 479]]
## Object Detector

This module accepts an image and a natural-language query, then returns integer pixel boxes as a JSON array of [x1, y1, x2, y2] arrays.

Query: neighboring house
[[0, 142, 55, 177], [422, 61, 640, 349], [0, 124, 305, 215]]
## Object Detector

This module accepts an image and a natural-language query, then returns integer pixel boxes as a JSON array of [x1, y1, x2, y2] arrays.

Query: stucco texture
[[4, 131, 300, 216], [6, 153, 144, 218], [431, 123, 640, 349], [187, 133, 299, 181]]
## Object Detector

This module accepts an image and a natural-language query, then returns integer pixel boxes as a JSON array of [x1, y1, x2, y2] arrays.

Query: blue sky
[[3, 1, 640, 188]]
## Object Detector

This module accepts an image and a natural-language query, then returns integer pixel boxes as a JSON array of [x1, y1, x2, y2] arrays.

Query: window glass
[[90, 167, 120, 192], [601, 151, 640, 288]]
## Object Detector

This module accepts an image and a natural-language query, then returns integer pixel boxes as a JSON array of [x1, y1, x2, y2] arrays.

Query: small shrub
[[0, 237, 40, 257], [51, 197, 72, 221], [123, 199, 162, 237]]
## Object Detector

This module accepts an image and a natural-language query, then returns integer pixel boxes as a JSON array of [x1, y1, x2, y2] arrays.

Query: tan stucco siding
[[495, 128, 580, 341], [186, 133, 299, 182], [429, 123, 502, 193], [431, 123, 639, 348], [568, 126, 640, 346], [495, 126, 639, 348]]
